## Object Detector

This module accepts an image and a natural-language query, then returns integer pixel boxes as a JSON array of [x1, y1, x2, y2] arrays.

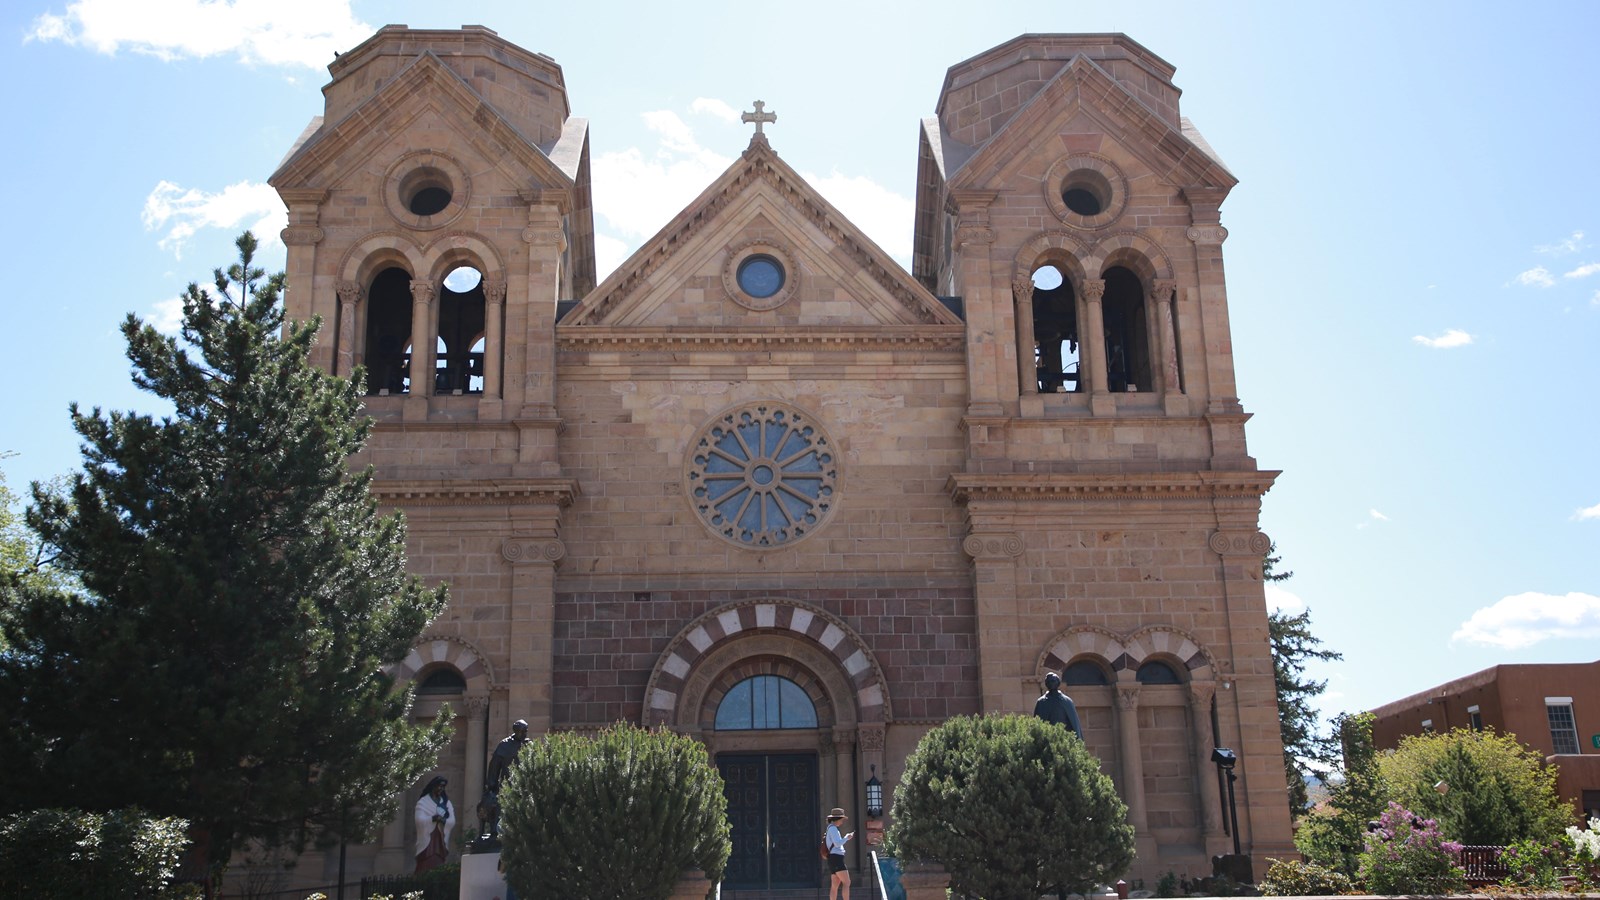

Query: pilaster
[[951, 190, 1007, 416], [501, 536, 566, 736], [1115, 681, 1159, 863], [962, 531, 1026, 711], [1181, 186, 1241, 415]]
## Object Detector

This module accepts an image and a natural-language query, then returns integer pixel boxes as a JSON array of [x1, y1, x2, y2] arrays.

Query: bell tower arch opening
[[436, 265, 485, 395], [1031, 264, 1080, 393], [1102, 266, 1152, 394], [364, 266, 414, 395]]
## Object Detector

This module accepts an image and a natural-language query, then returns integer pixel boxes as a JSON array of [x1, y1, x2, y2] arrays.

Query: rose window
[[686, 404, 837, 548]]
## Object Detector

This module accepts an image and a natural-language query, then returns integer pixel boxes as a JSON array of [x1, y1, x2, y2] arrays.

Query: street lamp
[[1211, 747, 1241, 857], [866, 765, 883, 819]]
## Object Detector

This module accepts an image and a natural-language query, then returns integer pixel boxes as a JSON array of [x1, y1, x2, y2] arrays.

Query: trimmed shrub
[[498, 723, 731, 900], [1356, 802, 1466, 895], [885, 713, 1134, 899], [0, 807, 189, 898], [1258, 857, 1354, 896]]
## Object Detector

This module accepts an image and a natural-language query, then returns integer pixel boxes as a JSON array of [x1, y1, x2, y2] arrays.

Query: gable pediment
[[563, 139, 958, 329], [269, 50, 576, 193], [947, 54, 1235, 193]]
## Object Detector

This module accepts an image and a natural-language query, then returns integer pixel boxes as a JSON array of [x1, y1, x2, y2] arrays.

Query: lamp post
[[1211, 747, 1241, 857], [866, 765, 883, 819]]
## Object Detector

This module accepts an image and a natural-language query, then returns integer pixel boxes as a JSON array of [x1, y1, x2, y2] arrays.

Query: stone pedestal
[[898, 860, 951, 900], [669, 867, 715, 900], [460, 851, 509, 900]]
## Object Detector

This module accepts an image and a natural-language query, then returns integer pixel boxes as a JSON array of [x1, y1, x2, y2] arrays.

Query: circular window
[[384, 151, 470, 230], [1043, 154, 1127, 229], [736, 254, 785, 299], [722, 242, 799, 310], [685, 403, 837, 548]]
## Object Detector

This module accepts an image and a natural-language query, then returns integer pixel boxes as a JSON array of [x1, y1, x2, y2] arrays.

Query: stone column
[[1081, 279, 1114, 415], [950, 190, 1005, 416], [962, 532, 1026, 712], [668, 869, 714, 900], [1189, 681, 1224, 846], [1013, 277, 1037, 396], [335, 280, 363, 379], [502, 537, 565, 735], [405, 280, 436, 421], [1116, 682, 1158, 862], [481, 276, 506, 407], [464, 694, 489, 814], [1150, 278, 1181, 395]]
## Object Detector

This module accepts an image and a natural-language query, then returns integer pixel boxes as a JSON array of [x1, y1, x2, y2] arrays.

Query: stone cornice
[[371, 478, 579, 507], [946, 470, 1278, 503], [557, 326, 966, 352]]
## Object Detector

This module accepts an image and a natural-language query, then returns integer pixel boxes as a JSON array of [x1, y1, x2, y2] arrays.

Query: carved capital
[[954, 226, 995, 247], [523, 227, 566, 248], [1081, 279, 1106, 302], [1186, 225, 1229, 245], [858, 725, 885, 752], [501, 538, 566, 565], [336, 281, 364, 307], [483, 276, 507, 305], [281, 225, 324, 247], [409, 280, 437, 305], [1207, 530, 1272, 557], [1188, 682, 1216, 710], [962, 533, 1025, 561], [465, 694, 490, 715], [1150, 279, 1177, 303], [1012, 278, 1036, 303], [1117, 686, 1141, 711]]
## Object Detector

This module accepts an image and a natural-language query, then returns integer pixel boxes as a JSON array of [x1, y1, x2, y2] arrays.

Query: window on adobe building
[[364, 266, 414, 395], [1468, 705, 1483, 731], [715, 675, 818, 730], [1102, 267, 1152, 394], [1031, 265, 1080, 393], [1421, 719, 1434, 732], [1548, 699, 1580, 754]]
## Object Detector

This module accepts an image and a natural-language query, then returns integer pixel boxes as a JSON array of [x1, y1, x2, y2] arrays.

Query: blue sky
[[2, 1, 1597, 733]]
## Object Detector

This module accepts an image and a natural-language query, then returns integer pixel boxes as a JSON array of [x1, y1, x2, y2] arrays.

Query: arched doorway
[[714, 674, 821, 891]]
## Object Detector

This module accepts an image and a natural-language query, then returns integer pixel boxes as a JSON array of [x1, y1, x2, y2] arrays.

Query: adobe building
[[268, 24, 1291, 893], [1370, 660, 1600, 824]]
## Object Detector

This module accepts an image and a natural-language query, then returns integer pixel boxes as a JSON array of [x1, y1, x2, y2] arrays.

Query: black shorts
[[828, 854, 846, 873]]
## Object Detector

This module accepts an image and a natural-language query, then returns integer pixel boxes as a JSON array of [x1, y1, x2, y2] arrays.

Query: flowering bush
[[1500, 837, 1564, 890], [1259, 857, 1355, 896], [1569, 817, 1600, 890], [1356, 802, 1467, 895]]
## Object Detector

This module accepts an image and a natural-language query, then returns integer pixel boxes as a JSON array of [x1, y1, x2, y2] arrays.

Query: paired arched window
[[714, 675, 819, 730], [361, 264, 486, 397], [1025, 262, 1168, 396]]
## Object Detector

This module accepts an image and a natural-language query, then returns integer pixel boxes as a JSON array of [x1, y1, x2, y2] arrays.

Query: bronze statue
[[478, 719, 529, 842], [1033, 672, 1084, 740]]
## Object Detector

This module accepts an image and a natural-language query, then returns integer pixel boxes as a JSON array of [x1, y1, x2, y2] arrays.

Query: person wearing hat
[[1033, 671, 1084, 740], [413, 775, 452, 874], [824, 807, 855, 900]]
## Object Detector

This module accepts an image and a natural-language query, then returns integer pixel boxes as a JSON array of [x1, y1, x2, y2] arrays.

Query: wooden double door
[[718, 753, 820, 891]]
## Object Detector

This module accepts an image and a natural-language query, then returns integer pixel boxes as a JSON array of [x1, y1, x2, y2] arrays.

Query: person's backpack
[[819, 834, 829, 860]]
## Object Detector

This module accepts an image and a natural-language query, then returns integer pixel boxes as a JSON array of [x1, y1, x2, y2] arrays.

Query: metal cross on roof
[[741, 100, 777, 136]]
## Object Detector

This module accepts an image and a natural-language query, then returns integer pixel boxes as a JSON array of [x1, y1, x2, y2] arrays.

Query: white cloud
[[1356, 508, 1389, 530], [804, 170, 915, 265], [1565, 262, 1600, 279], [1265, 583, 1306, 614], [1452, 591, 1600, 649], [1515, 266, 1556, 287], [1412, 329, 1473, 349], [146, 296, 186, 335], [142, 180, 286, 259], [689, 98, 742, 123], [1537, 231, 1585, 255], [591, 102, 915, 274], [1574, 502, 1600, 521], [27, 0, 371, 69]]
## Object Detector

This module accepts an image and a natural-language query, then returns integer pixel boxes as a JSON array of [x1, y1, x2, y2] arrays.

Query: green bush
[[1258, 857, 1354, 896], [498, 723, 731, 900], [884, 713, 1135, 899], [1379, 727, 1571, 846], [1356, 802, 1466, 896], [0, 807, 190, 899], [1500, 837, 1564, 891]]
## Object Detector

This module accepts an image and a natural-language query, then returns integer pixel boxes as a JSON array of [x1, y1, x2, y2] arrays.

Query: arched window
[[714, 675, 818, 730], [436, 266, 485, 395], [364, 267, 414, 395], [1135, 660, 1182, 685], [1061, 660, 1110, 685], [1101, 266, 1152, 393], [417, 667, 466, 695], [1031, 265, 1080, 393]]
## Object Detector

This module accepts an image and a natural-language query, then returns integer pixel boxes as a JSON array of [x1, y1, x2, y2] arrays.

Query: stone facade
[[266, 25, 1291, 893]]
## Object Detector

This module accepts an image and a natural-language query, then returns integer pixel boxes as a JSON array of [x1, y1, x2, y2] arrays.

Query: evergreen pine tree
[[1264, 544, 1343, 818], [0, 233, 450, 883]]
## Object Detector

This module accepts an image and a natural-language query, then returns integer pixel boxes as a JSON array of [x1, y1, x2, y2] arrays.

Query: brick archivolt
[[1038, 623, 1217, 682], [390, 632, 495, 692], [643, 598, 892, 729]]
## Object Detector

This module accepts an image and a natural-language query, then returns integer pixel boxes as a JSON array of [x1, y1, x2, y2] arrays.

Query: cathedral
[[269, 24, 1291, 893]]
